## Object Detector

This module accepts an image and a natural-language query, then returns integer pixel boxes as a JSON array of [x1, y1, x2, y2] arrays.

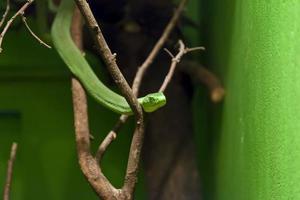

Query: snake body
[[51, 0, 166, 114]]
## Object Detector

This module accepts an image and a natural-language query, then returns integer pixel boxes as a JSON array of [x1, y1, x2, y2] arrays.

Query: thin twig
[[21, 14, 51, 49], [0, 0, 34, 53], [164, 48, 175, 58], [96, 131, 117, 162], [3, 142, 18, 200], [179, 60, 225, 103], [132, 0, 188, 95], [185, 46, 205, 53], [159, 40, 185, 92], [95, 115, 127, 163], [95, 0, 188, 163], [0, 0, 10, 28], [159, 40, 205, 92]]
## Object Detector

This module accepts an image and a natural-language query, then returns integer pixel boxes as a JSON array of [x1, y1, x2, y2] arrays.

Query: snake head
[[140, 92, 166, 112]]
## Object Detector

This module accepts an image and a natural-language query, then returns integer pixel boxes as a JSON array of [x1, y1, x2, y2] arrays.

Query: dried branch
[[95, 115, 127, 163], [70, 7, 118, 199], [164, 48, 175, 58], [3, 142, 18, 200], [185, 46, 206, 53], [95, 41, 205, 170], [179, 60, 225, 103], [96, 131, 117, 163], [72, 79, 118, 199], [21, 14, 51, 49], [97, 42, 206, 165], [0, 0, 10, 28], [96, 0, 188, 163], [0, 0, 34, 53], [74, 0, 142, 116], [132, 0, 188, 95], [73, 0, 209, 198], [159, 40, 205, 92], [74, 0, 145, 198]]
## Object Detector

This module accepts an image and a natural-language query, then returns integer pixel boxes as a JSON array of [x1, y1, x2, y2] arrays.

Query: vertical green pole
[[208, 0, 300, 199]]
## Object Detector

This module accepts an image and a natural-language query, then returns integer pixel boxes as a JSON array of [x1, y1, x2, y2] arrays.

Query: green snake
[[51, 0, 166, 115]]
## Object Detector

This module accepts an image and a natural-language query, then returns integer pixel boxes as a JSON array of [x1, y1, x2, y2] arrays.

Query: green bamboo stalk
[[208, 0, 300, 199]]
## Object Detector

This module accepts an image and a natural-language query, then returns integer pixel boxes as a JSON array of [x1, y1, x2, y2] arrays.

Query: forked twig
[[0, 0, 34, 53], [159, 40, 204, 92], [0, 0, 51, 53], [21, 14, 51, 49], [132, 0, 188, 94]]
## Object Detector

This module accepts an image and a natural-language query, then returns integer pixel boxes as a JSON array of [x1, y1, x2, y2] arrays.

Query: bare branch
[[0, 0, 34, 53], [132, 0, 188, 95], [72, 79, 118, 199], [96, 0, 188, 164], [74, 0, 145, 197], [185, 46, 205, 53], [70, 6, 118, 199], [159, 40, 185, 92], [21, 14, 51, 49], [164, 48, 175, 58], [95, 40, 205, 175], [74, 0, 142, 116], [3, 142, 18, 200], [159, 40, 205, 92], [179, 60, 225, 103], [95, 115, 127, 163], [95, 131, 117, 162], [0, 0, 10, 28]]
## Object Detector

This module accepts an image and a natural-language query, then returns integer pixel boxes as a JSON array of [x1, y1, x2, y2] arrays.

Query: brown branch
[[95, 40, 205, 172], [159, 40, 205, 92], [159, 40, 184, 92], [3, 142, 18, 200], [95, 0, 188, 163], [73, 10, 145, 195], [95, 115, 127, 163], [74, 0, 142, 116], [0, 0, 10, 28], [73, 0, 209, 198], [132, 0, 188, 95], [163, 48, 175, 58], [185, 46, 206, 53], [71, 6, 119, 199], [72, 78, 119, 199], [179, 60, 225, 103], [73, 1, 144, 198], [21, 14, 51, 49], [0, 0, 34, 53]]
